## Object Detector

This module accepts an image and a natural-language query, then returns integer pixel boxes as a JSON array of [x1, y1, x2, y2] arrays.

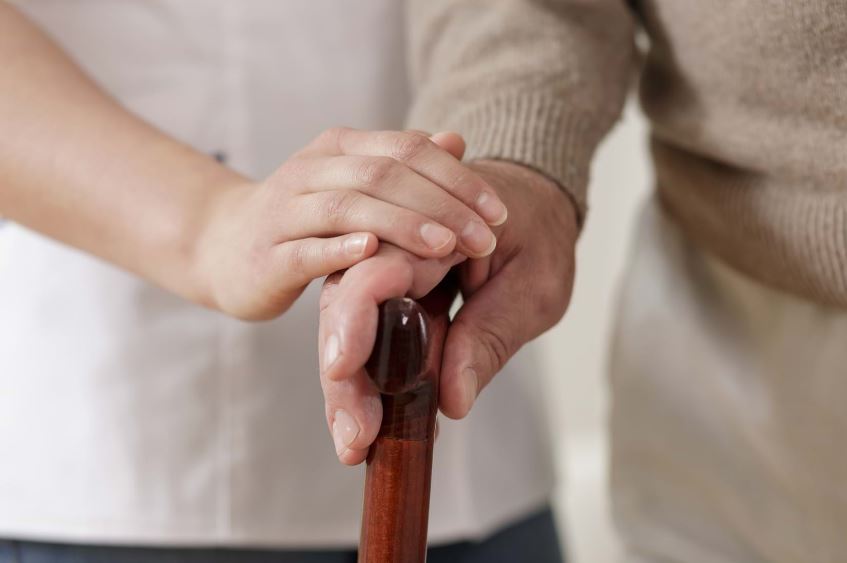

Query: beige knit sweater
[[407, 0, 847, 308]]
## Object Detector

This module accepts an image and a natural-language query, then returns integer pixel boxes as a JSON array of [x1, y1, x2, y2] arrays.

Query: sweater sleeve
[[406, 0, 637, 217]]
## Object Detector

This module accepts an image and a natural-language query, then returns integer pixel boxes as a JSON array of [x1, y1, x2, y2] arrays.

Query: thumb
[[438, 274, 526, 419], [430, 131, 466, 161]]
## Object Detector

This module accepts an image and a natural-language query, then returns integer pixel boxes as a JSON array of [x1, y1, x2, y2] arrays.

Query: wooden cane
[[358, 281, 456, 563]]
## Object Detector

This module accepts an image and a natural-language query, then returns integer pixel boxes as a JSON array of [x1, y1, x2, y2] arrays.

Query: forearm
[[0, 4, 245, 305], [407, 0, 637, 219]]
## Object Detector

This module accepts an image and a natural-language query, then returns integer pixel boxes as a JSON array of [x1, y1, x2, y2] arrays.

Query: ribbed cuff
[[410, 90, 604, 222]]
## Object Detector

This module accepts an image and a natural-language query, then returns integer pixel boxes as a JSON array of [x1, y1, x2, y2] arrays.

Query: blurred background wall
[[538, 99, 650, 563]]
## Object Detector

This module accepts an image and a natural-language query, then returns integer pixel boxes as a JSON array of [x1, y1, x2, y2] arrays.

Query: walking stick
[[358, 280, 456, 563]]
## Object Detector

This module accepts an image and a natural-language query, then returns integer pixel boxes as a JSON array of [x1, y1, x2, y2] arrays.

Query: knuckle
[[452, 315, 512, 374], [478, 322, 511, 372], [325, 238, 344, 262], [286, 243, 310, 272], [316, 241, 331, 266], [431, 196, 469, 225], [319, 126, 349, 145], [354, 157, 395, 190], [457, 312, 513, 373], [448, 167, 480, 197], [325, 190, 359, 227], [391, 132, 430, 161], [387, 210, 422, 244], [377, 250, 415, 289]]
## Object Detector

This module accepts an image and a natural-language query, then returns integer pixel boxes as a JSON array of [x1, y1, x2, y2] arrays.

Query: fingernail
[[420, 222, 454, 251], [462, 367, 479, 413], [344, 234, 369, 257], [323, 334, 340, 371], [332, 409, 360, 455], [476, 192, 508, 226], [461, 221, 496, 256]]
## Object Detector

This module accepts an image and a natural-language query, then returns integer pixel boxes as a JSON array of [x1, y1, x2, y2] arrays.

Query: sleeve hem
[[409, 90, 608, 223]]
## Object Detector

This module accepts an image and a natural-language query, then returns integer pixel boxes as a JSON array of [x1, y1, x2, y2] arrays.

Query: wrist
[[186, 172, 255, 312]]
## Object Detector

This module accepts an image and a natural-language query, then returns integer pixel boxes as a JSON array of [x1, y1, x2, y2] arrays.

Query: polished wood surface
[[358, 282, 455, 563]]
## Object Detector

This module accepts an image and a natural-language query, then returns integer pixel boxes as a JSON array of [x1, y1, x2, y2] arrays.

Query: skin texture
[[319, 159, 579, 465], [0, 4, 507, 320], [199, 128, 504, 319]]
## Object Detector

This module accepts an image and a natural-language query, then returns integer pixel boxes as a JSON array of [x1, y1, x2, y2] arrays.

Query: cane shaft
[[358, 286, 453, 563]]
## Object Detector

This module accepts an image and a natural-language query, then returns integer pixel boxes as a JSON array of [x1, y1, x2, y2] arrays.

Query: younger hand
[[194, 128, 506, 320]]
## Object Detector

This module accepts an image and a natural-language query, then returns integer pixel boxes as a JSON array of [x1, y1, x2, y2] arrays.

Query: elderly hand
[[319, 159, 578, 464]]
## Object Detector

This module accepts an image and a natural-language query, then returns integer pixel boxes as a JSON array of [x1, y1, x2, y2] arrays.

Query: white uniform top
[[0, 0, 555, 547]]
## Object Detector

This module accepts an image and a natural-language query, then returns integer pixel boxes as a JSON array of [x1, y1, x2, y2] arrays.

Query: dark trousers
[[0, 507, 563, 563]]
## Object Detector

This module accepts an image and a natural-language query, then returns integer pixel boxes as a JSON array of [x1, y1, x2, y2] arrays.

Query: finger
[[317, 245, 457, 454], [318, 254, 415, 464], [328, 128, 508, 226], [407, 251, 466, 298], [291, 190, 459, 258], [272, 232, 378, 290], [319, 251, 415, 386], [352, 244, 462, 300], [320, 246, 455, 383], [322, 367, 382, 466], [289, 156, 496, 257], [460, 255, 492, 297], [319, 271, 344, 312], [301, 128, 465, 179], [429, 131, 466, 161], [438, 263, 534, 419]]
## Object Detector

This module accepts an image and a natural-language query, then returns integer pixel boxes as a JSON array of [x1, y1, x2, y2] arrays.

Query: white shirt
[[0, 0, 555, 547]]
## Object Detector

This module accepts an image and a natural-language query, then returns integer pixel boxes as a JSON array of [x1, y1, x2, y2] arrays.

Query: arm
[[0, 4, 507, 319], [319, 0, 637, 462], [0, 3, 243, 304], [406, 0, 639, 414], [407, 0, 637, 218]]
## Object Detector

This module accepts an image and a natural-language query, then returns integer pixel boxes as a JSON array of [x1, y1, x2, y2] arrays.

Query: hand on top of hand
[[318, 157, 579, 465], [194, 128, 506, 320]]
